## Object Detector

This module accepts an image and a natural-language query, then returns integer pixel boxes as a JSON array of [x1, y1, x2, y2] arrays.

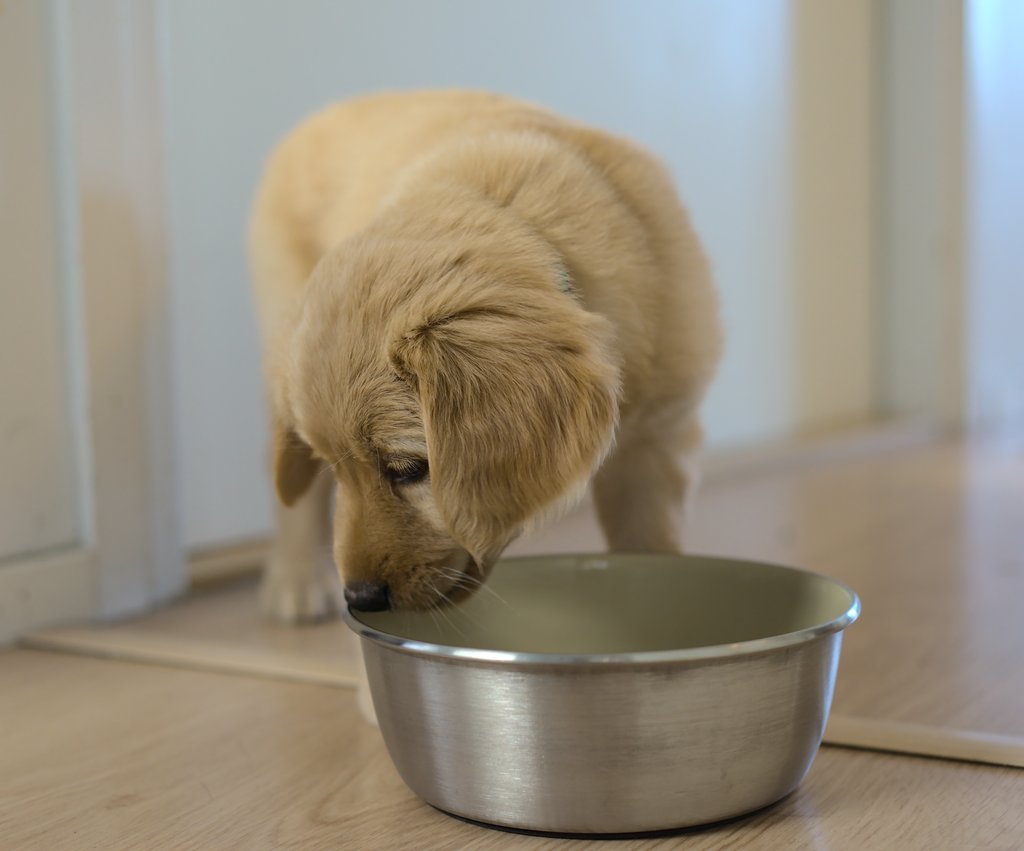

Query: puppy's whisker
[[438, 577, 473, 639], [462, 584, 512, 620], [436, 565, 515, 612], [426, 567, 504, 628], [425, 578, 470, 638], [420, 579, 446, 630], [324, 449, 354, 472]]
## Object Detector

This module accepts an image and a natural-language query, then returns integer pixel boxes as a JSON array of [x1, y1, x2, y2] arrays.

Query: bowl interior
[[353, 554, 857, 657]]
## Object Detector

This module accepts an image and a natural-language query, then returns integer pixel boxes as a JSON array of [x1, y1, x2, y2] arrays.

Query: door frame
[[875, 0, 967, 426], [1, 0, 185, 643]]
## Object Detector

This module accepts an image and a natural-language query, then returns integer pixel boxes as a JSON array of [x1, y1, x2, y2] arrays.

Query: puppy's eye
[[386, 458, 429, 486]]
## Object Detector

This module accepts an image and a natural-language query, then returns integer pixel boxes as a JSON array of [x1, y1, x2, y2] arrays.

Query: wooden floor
[[2, 650, 1022, 851], [695, 434, 1024, 739], [6, 433, 1024, 847]]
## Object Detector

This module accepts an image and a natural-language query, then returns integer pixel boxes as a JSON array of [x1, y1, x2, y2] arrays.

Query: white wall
[[158, 0, 877, 548], [966, 0, 1024, 431]]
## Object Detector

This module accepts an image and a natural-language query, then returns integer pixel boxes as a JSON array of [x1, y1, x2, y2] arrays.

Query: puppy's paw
[[260, 554, 345, 624]]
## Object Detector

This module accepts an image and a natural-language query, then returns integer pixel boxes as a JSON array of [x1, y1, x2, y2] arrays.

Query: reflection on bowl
[[343, 554, 860, 835]]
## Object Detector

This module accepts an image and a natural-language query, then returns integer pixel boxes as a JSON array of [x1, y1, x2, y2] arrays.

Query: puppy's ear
[[391, 296, 620, 562], [273, 424, 319, 506]]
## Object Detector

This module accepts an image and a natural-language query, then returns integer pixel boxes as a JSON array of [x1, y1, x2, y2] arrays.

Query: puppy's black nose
[[344, 581, 391, 612]]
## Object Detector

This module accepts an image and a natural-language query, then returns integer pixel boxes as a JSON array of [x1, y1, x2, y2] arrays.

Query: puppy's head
[[274, 236, 620, 611]]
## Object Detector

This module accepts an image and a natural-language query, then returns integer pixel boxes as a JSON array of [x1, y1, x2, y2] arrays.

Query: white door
[[0, 0, 80, 562]]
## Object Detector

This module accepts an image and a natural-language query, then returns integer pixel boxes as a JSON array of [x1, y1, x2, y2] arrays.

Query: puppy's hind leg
[[260, 469, 344, 623], [593, 416, 704, 554]]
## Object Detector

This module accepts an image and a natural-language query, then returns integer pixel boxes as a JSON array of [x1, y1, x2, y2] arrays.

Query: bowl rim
[[342, 553, 861, 666]]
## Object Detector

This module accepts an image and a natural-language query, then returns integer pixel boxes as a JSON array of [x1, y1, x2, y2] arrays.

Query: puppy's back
[[248, 92, 556, 361], [249, 90, 720, 418], [252, 91, 556, 260]]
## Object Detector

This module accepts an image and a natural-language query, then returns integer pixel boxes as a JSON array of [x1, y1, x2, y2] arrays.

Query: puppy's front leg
[[593, 417, 703, 554], [260, 469, 343, 623]]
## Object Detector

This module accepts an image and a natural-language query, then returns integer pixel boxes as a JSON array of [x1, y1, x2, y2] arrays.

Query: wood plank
[[22, 575, 361, 686], [825, 715, 1024, 769], [20, 627, 358, 689], [693, 435, 1024, 737], [1, 649, 1022, 850]]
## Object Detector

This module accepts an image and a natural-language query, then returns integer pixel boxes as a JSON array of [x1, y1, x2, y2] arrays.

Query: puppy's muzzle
[[344, 581, 391, 612]]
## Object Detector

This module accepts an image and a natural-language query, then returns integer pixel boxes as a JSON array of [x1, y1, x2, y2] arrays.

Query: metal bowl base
[[430, 787, 800, 839]]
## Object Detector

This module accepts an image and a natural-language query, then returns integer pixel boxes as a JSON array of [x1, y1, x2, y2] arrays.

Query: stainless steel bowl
[[342, 554, 860, 835]]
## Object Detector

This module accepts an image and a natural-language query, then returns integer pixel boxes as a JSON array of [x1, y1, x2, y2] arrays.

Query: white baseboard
[[0, 547, 97, 644], [189, 538, 273, 586], [701, 417, 944, 484]]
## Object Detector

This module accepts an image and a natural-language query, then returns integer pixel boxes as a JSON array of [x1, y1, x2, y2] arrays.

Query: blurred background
[[1, 0, 1021, 637]]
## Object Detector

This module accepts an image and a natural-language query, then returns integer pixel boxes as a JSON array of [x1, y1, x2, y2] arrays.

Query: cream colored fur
[[248, 90, 721, 621]]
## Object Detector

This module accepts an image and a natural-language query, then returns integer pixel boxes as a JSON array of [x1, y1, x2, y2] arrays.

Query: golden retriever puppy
[[248, 90, 721, 620]]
